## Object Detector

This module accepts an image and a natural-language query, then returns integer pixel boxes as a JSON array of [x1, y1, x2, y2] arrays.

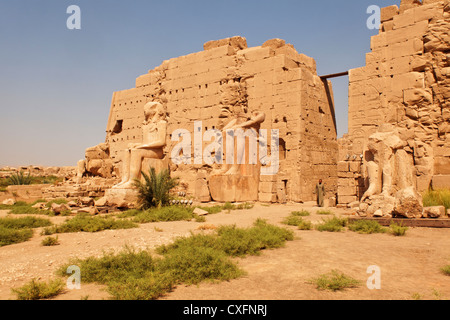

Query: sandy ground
[[0, 203, 449, 300]]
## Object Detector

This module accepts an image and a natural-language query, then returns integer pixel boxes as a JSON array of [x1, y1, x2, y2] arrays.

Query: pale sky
[[0, 0, 400, 167]]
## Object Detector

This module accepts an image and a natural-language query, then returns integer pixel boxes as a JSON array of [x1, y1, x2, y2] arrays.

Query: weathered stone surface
[[422, 206, 445, 218], [31, 202, 46, 210], [341, 1, 449, 214], [51, 203, 71, 215], [2, 199, 16, 206], [393, 187, 423, 218], [193, 208, 209, 216], [104, 188, 138, 209]]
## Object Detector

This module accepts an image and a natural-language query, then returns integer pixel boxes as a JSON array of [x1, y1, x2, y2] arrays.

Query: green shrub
[[133, 168, 179, 209], [316, 209, 333, 215], [0, 201, 51, 215], [441, 265, 450, 276], [50, 214, 138, 234], [197, 205, 223, 214], [0, 216, 52, 229], [308, 270, 361, 292], [131, 206, 194, 223], [41, 236, 60, 246], [422, 189, 450, 210], [12, 279, 65, 300], [348, 220, 387, 234], [6, 171, 33, 186], [107, 274, 175, 300], [390, 222, 408, 237], [291, 210, 311, 217], [0, 227, 33, 247], [235, 202, 254, 210], [194, 215, 206, 223], [222, 202, 236, 211], [282, 216, 312, 230], [156, 245, 243, 285], [316, 217, 348, 232], [59, 221, 293, 300], [59, 247, 157, 284], [31, 176, 63, 185]]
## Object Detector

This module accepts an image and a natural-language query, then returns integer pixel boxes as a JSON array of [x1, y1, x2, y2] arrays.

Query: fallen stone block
[[422, 206, 446, 218], [193, 208, 209, 216]]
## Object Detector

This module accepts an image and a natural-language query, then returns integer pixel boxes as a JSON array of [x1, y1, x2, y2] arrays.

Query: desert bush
[[423, 189, 450, 210], [316, 217, 348, 232], [316, 209, 333, 215], [390, 222, 408, 236], [282, 215, 312, 230], [134, 168, 179, 209], [0, 216, 51, 229], [348, 220, 387, 234], [12, 279, 65, 300], [194, 215, 206, 223], [216, 221, 294, 256], [235, 202, 254, 210], [291, 210, 311, 217], [48, 214, 137, 234], [0, 201, 50, 215], [0, 227, 34, 247], [59, 247, 157, 284], [156, 245, 243, 285], [59, 220, 293, 300], [107, 274, 175, 300], [131, 206, 194, 223], [195, 202, 254, 215], [31, 176, 63, 185], [308, 270, 361, 292], [441, 265, 450, 276], [41, 236, 60, 246], [197, 205, 223, 214]]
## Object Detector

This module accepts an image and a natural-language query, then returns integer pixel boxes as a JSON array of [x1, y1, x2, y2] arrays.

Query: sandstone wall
[[99, 37, 338, 203], [339, 0, 450, 205]]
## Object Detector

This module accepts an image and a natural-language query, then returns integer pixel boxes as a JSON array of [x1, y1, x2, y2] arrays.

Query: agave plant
[[133, 168, 179, 209], [7, 171, 33, 185]]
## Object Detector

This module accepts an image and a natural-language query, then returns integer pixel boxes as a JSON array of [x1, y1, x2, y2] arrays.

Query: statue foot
[[120, 181, 135, 189], [112, 182, 124, 189]]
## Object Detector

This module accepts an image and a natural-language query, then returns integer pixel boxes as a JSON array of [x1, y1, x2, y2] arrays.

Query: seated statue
[[113, 102, 167, 189], [213, 109, 266, 176]]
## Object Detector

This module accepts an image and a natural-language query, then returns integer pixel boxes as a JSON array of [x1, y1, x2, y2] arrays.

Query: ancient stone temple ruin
[[81, 37, 338, 205], [77, 0, 449, 215], [338, 0, 450, 217]]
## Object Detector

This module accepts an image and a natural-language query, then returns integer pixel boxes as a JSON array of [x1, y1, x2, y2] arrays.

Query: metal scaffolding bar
[[320, 71, 349, 79]]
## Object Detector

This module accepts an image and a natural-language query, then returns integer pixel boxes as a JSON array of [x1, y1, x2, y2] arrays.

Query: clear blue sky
[[0, 0, 400, 167]]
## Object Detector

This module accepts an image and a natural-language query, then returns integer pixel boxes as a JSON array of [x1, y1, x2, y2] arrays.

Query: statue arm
[[235, 112, 266, 129], [136, 122, 167, 149]]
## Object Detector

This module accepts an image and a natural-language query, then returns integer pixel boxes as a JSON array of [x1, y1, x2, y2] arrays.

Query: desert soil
[[0, 203, 449, 300]]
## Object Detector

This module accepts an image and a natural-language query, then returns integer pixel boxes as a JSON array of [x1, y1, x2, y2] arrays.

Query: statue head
[[144, 102, 165, 121]]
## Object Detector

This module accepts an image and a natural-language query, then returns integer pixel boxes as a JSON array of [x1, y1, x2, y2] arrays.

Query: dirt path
[[1, 204, 449, 300]]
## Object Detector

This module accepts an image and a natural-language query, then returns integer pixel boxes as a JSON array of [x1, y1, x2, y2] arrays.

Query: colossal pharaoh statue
[[113, 101, 167, 189]]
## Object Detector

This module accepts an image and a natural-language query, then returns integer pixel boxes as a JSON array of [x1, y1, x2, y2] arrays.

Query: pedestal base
[[209, 175, 259, 202], [104, 188, 139, 209]]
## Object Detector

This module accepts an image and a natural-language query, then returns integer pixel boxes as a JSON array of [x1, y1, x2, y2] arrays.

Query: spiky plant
[[7, 171, 33, 185], [133, 168, 179, 209]]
